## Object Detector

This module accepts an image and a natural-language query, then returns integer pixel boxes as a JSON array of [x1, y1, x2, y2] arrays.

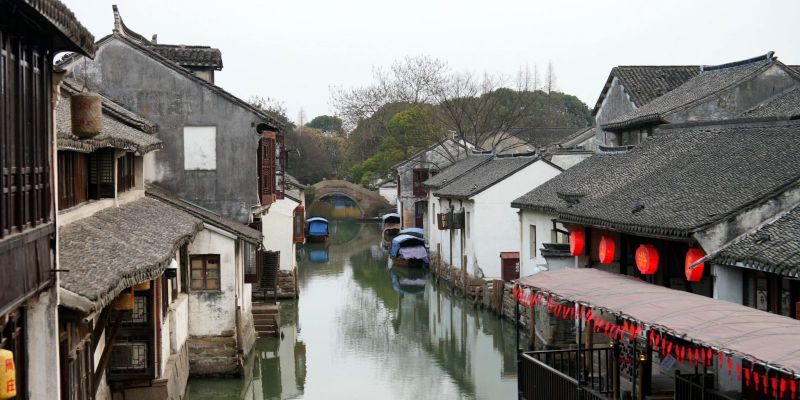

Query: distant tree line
[[252, 56, 592, 187]]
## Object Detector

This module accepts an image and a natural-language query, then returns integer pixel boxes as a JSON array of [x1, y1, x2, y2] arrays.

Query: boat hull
[[305, 235, 328, 243]]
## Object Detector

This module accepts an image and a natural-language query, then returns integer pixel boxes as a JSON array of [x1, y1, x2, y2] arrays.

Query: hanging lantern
[[569, 230, 585, 256], [635, 244, 659, 274], [112, 287, 135, 311], [598, 235, 615, 264], [685, 247, 705, 282], [70, 92, 103, 138], [0, 349, 15, 400], [133, 281, 151, 291]]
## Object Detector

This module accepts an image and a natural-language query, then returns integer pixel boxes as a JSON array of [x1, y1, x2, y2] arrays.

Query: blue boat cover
[[390, 234, 426, 257], [306, 218, 329, 236], [400, 227, 424, 237]]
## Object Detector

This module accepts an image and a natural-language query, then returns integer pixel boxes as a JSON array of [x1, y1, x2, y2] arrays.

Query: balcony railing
[[674, 372, 737, 400], [519, 347, 612, 400]]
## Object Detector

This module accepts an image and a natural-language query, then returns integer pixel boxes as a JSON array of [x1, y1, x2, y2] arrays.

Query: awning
[[518, 268, 800, 376]]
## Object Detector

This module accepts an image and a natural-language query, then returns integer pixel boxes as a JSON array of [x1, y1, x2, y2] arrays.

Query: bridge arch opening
[[309, 192, 365, 219]]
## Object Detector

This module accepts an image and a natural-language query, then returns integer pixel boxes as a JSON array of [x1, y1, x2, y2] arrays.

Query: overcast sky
[[65, 0, 800, 123]]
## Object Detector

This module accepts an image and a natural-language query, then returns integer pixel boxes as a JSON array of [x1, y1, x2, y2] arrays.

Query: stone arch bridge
[[310, 180, 392, 218]]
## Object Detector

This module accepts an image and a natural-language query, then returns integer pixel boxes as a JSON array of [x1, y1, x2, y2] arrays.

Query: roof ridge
[[701, 52, 775, 72]]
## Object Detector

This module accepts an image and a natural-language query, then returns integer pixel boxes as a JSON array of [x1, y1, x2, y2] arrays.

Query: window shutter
[[257, 134, 277, 205], [293, 205, 305, 243], [89, 149, 115, 199]]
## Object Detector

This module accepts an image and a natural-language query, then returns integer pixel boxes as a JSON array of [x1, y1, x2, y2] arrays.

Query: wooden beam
[[92, 311, 124, 396], [90, 307, 111, 354]]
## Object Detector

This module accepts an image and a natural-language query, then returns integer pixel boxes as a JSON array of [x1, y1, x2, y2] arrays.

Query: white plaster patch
[[183, 126, 217, 170]]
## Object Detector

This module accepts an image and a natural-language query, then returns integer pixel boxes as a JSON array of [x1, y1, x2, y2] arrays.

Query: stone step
[[251, 307, 279, 315], [253, 315, 276, 323], [254, 324, 277, 331]]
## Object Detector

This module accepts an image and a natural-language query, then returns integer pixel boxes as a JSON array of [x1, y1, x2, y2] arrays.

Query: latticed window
[[257, 134, 276, 205], [88, 149, 115, 199], [190, 255, 221, 290]]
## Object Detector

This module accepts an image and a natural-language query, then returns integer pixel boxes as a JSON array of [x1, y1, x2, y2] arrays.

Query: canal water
[[186, 219, 522, 400]]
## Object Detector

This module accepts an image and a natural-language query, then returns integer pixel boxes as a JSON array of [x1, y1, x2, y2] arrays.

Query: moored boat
[[399, 227, 424, 239], [381, 213, 401, 248], [305, 217, 330, 242], [389, 234, 429, 267]]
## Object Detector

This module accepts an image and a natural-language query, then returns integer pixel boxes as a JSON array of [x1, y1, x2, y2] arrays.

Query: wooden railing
[[674, 372, 737, 400], [519, 348, 611, 400]]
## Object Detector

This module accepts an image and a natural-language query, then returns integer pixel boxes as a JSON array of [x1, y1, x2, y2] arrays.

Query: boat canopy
[[306, 217, 329, 236], [390, 234, 426, 257], [399, 227, 424, 238], [381, 213, 401, 229]]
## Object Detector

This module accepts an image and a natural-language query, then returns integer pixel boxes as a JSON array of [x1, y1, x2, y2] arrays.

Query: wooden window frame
[[529, 225, 537, 259], [108, 283, 156, 381], [88, 149, 115, 199], [190, 254, 221, 291], [116, 152, 135, 194], [411, 168, 429, 197], [57, 151, 88, 210]]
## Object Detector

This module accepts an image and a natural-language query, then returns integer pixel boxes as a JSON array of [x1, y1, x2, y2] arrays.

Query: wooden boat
[[305, 217, 329, 243], [381, 213, 401, 248], [389, 234, 429, 268], [399, 227, 424, 239]]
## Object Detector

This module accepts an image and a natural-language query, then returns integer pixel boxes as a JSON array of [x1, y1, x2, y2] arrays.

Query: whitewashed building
[[431, 153, 562, 279]]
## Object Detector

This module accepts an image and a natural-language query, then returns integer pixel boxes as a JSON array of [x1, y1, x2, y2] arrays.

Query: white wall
[[170, 294, 189, 354], [465, 160, 562, 278], [261, 197, 299, 271], [187, 229, 237, 336], [379, 186, 397, 206], [712, 264, 744, 305], [26, 288, 60, 400], [518, 210, 561, 276]]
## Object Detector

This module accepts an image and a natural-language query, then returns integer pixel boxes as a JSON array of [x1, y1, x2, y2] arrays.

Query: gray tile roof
[[57, 79, 162, 155], [557, 126, 595, 149], [738, 87, 800, 119], [59, 197, 203, 311], [603, 54, 777, 131], [610, 66, 700, 108], [146, 184, 262, 244], [20, 0, 95, 56], [149, 44, 223, 69], [714, 205, 800, 277], [509, 127, 588, 148], [423, 153, 492, 189], [512, 119, 800, 238], [434, 154, 541, 199]]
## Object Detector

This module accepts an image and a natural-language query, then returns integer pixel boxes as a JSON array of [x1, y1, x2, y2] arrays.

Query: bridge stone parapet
[[310, 180, 392, 218]]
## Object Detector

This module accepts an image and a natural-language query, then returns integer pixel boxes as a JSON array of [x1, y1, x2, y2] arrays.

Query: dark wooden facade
[[0, 16, 57, 320]]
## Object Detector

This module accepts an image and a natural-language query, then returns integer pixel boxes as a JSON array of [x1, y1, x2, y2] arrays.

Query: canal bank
[[186, 220, 527, 399]]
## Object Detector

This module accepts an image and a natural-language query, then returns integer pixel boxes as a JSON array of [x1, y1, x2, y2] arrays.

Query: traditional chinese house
[[511, 118, 800, 399], [0, 1, 94, 398]]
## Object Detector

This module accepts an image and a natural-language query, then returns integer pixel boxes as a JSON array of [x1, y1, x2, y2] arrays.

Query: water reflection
[[187, 220, 524, 400]]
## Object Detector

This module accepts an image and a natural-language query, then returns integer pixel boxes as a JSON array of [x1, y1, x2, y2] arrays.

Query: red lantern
[[598, 235, 615, 264], [685, 247, 705, 282], [569, 230, 585, 256], [635, 244, 659, 274]]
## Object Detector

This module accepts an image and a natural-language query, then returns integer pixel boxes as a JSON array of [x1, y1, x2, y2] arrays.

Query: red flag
[[780, 378, 787, 398], [687, 348, 695, 366], [790, 380, 796, 398], [706, 349, 713, 366], [666, 341, 673, 356], [676, 346, 685, 362], [727, 357, 732, 376], [633, 326, 643, 339], [648, 330, 654, 346], [754, 372, 760, 391], [694, 349, 701, 367], [771, 377, 777, 397], [744, 369, 751, 387], [735, 363, 741, 381], [718, 351, 724, 366]]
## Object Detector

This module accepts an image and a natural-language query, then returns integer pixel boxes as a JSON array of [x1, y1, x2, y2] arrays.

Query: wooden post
[[93, 311, 125, 396], [641, 330, 652, 398], [584, 319, 595, 374], [612, 339, 621, 400]]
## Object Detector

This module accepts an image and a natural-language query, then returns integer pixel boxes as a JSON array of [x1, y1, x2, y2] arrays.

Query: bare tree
[[545, 61, 557, 94]]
